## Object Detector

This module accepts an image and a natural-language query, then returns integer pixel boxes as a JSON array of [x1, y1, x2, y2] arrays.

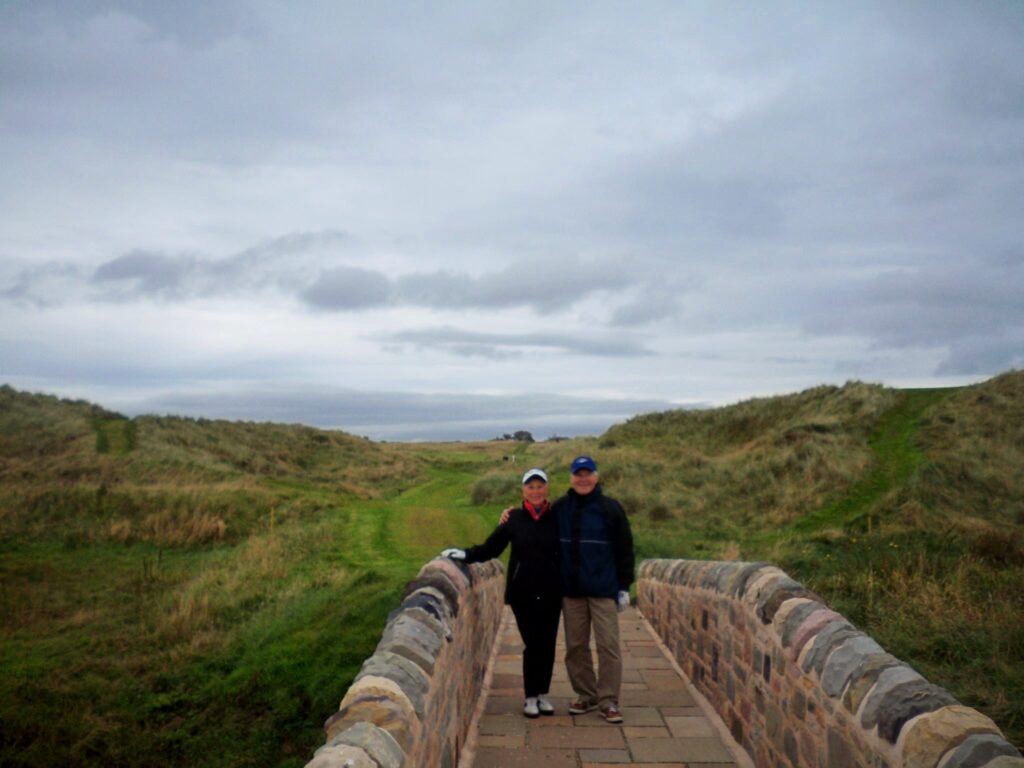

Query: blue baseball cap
[[570, 455, 597, 474]]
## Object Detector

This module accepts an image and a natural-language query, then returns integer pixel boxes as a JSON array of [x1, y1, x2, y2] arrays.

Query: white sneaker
[[537, 696, 554, 715], [523, 697, 539, 718]]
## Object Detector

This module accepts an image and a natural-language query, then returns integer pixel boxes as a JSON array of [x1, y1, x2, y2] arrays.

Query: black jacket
[[462, 505, 561, 604], [554, 485, 634, 598]]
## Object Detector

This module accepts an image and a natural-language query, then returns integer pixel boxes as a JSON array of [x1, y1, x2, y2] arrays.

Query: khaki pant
[[562, 596, 621, 708]]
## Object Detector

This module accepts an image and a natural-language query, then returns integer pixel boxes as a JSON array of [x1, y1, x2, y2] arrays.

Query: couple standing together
[[441, 455, 635, 723]]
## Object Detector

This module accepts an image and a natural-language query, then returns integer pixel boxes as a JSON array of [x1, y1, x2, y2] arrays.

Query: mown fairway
[[1, 374, 1022, 764]]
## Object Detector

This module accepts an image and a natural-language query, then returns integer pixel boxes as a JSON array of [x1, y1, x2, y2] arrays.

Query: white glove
[[441, 548, 466, 560], [617, 590, 630, 612]]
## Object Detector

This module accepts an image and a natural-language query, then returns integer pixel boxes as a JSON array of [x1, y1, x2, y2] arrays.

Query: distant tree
[[512, 430, 535, 442]]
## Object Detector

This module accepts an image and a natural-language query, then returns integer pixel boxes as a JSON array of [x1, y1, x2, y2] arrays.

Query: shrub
[[970, 529, 1024, 565], [470, 473, 518, 506]]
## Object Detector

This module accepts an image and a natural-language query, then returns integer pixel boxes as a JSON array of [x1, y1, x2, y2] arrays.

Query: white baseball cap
[[521, 467, 548, 484]]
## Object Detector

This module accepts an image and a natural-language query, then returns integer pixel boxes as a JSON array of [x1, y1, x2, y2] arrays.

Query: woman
[[441, 467, 561, 717]]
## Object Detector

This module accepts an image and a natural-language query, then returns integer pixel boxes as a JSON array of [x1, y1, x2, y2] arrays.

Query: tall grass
[[2, 374, 1023, 757]]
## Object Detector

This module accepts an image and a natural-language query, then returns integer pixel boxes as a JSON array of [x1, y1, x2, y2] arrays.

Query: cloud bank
[[1, 2, 1022, 437]]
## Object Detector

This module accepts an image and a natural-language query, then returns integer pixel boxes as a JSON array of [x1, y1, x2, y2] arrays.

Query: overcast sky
[[2, 2, 1022, 440]]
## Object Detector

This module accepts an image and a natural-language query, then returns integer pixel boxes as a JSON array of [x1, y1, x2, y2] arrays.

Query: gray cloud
[[123, 386, 679, 441], [3, 230, 357, 305], [93, 250, 198, 298], [393, 257, 629, 313], [301, 267, 391, 310], [2, 2, 1023, 434], [386, 327, 654, 359], [609, 283, 684, 327], [796, 256, 1024, 374], [936, 334, 1024, 376], [4, 239, 636, 316]]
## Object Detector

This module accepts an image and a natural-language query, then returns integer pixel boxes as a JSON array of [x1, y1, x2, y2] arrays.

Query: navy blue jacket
[[554, 485, 634, 598]]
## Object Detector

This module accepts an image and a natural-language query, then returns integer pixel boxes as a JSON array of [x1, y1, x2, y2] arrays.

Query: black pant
[[509, 594, 562, 698]]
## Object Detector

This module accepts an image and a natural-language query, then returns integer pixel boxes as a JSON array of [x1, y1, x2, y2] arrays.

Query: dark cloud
[[394, 257, 630, 313], [3, 238, 634, 316], [301, 267, 391, 310], [386, 327, 654, 358], [93, 250, 197, 298], [0, 261, 84, 307], [3, 230, 357, 305]]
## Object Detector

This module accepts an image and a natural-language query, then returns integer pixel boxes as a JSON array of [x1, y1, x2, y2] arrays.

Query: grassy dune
[[0, 388, 502, 767], [1, 374, 1022, 764], [562, 375, 1022, 747]]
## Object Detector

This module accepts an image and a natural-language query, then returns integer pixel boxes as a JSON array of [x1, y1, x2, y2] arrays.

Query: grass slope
[[2, 374, 1022, 761], [0, 388, 503, 767], [541, 376, 1023, 747]]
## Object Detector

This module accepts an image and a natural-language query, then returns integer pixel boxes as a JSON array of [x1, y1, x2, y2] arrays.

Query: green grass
[[0, 461, 503, 767], [2, 374, 1023, 759], [0, 389, 511, 767], [791, 387, 954, 534]]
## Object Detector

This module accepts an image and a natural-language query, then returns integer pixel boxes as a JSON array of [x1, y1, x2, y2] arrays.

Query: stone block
[[790, 689, 806, 719], [355, 652, 431, 718], [328, 722, 406, 768], [827, 728, 861, 768], [842, 652, 901, 714], [400, 587, 455, 629], [402, 571, 461, 617], [940, 734, 1022, 768], [860, 665, 924, 730], [307, 743, 377, 768], [703, 561, 733, 591], [975, 758, 1024, 768], [728, 561, 774, 598], [756, 576, 821, 625], [800, 622, 859, 675], [774, 597, 819, 641], [398, 606, 446, 641], [821, 635, 886, 698], [379, 614, 443, 674], [898, 704, 1002, 768], [778, 602, 827, 651], [875, 678, 959, 743], [741, 568, 788, 605], [631, 736, 735, 762], [784, 727, 799, 766], [335, 675, 420, 750], [791, 608, 847, 660]]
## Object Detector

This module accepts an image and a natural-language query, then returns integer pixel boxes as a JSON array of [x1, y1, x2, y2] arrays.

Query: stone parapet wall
[[306, 558, 505, 768], [638, 559, 1022, 768]]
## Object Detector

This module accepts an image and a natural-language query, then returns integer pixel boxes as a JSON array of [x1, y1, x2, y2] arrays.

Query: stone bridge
[[303, 559, 1022, 768]]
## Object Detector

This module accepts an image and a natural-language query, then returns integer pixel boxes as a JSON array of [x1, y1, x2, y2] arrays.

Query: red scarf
[[524, 500, 549, 521]]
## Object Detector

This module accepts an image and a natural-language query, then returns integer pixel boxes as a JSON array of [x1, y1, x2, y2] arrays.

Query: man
[[555, 455, 634, 724]]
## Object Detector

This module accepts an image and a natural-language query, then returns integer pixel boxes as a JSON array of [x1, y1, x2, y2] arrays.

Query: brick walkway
[[463, 606, 749, 768]]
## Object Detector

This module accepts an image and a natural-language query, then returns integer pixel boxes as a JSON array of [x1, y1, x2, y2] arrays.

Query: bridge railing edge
[[306, 558, 505, 768], [637, 558, 1022, 768]]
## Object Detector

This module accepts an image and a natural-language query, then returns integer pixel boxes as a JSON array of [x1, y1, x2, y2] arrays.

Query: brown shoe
[[568, 699, 597, 715], [602, 703, 623, 723]]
